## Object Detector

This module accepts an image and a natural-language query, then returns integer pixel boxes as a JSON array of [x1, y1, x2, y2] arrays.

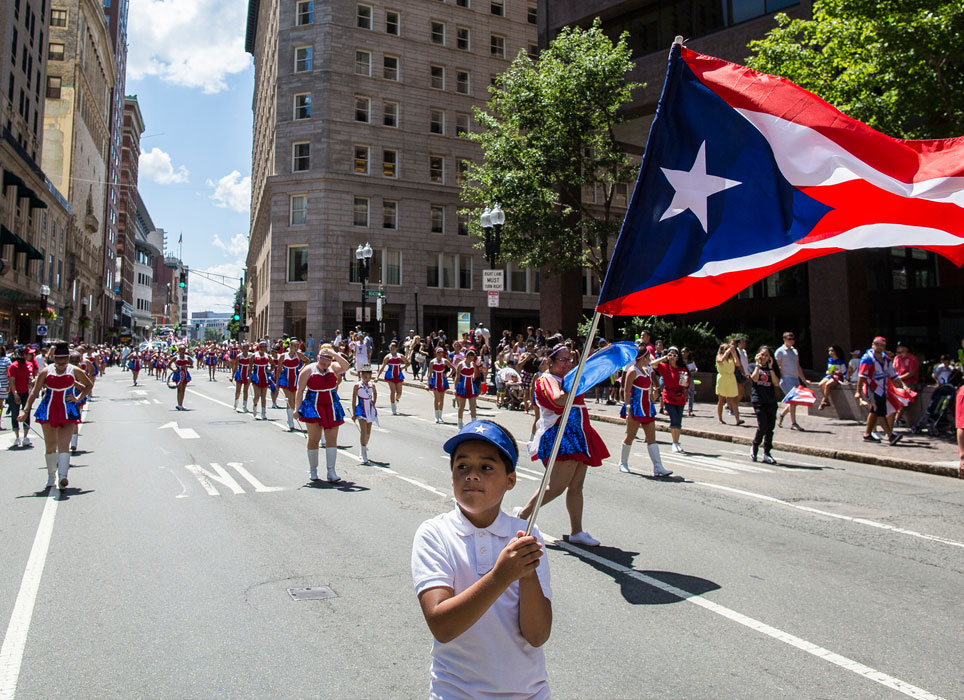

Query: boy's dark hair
[[448, 423, 519, 474]]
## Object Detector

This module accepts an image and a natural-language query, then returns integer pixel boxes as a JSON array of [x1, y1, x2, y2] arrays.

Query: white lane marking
[[184, 463, 244, 495], [384, 470, 450, 497], [158, 421, 200, 440], [133, 390, 147, 396], [695, 482, 964, 550], [159, 466, 190, 499], [517, 466, 545, 479], [226, 462, 284, 493], [723, 449, 823, 468], [0, 491, 58, 700], [152, 399, 161, 405], [662, 453, 773, 474], [548, 537, 945, 700]]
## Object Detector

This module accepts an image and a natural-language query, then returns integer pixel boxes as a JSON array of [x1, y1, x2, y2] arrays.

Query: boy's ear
[[505, 471, 517, 491]]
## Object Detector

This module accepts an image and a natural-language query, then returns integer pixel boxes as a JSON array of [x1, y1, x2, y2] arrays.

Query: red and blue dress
[[250, 353, 272, 386], [383, 355, 405, 383], [34, 366, 83, 427], [428, 360, 449, 392], [455, 363, 480, 398], [620, 369, 656, 424], [205, 349, 218, 366], [128, 354, 141, 372], [277, 353, 302, 389], [299, 366, 345, 428], [233, 354, 251, 384], [171, 357, 192, 384], [528, 374, 609, 467]]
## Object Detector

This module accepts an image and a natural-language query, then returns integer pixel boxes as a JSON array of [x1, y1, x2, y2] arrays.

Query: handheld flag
[[563, 341, 637, 395], [781, 385, 817, 406], [596, 44, 964, 316]]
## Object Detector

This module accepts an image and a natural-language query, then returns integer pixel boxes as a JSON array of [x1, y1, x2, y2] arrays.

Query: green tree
[[461, 19, 642, 283], [746, 0, 963, 139]]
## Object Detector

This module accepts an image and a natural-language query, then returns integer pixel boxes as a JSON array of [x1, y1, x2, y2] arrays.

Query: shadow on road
[[302, 479, 369, 493]]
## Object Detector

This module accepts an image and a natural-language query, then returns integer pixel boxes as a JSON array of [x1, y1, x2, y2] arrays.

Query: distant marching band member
[[293, 345, 350, 482], [250, 341, 273, 420], [127, 349, 142, 386], [454, 349, 482, 429], [19, 342, 93, 490], [277, 338, 310, 431], [377, 341, 410, 415], [233, 342, 252, 413], [426, 346, 455, 423], [269, 344, 282, 409], [171, 345, 194, 411], [618, 347, 673, 477], [352, 364, 378, 464], [205, 341, 219, 381]]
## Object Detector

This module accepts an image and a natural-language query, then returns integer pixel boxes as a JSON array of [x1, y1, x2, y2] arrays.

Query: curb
[[400, 379, 958, 479]]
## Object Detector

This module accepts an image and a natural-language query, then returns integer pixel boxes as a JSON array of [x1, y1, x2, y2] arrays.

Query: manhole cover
[[287, 586, 337, 601]]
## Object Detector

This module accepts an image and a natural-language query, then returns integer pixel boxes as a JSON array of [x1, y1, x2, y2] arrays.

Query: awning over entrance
[[2, 169, 47, 208], [1, 225, 44, 260]]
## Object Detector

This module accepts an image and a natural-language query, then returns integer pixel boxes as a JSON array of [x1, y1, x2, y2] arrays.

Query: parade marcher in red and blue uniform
[[249, 341, 273, 420], [204, 341, 219, 381], [171, 345, 194, 411], [454, 349, 483, 429], [127, 350, 142, 386], [352, 364, 378, 464], [618, 346, 672, 477], [19, 342, 93, 490], [294, 345, 351, 482], [232, 343, 252, 413], [277, 338, 310, 431], [426, 346, 455, 424], [377, 341, 410, 415]]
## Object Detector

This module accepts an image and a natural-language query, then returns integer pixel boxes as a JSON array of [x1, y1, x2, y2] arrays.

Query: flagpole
[[525, 310, 602, 537]]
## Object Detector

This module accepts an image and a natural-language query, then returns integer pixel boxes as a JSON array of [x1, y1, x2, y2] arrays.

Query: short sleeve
[[412, 521, 456, 596]]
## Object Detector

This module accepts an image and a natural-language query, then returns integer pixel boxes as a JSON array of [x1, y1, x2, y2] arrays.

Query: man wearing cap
[[856, 336, 904, 445], [892, 341, 919, 426]]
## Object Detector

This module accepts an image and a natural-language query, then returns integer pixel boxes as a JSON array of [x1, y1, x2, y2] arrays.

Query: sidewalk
[[400, 378, 960, 478]]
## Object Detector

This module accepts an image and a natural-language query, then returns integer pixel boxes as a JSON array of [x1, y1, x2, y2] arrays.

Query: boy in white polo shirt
[[412, 420, 552, 700]]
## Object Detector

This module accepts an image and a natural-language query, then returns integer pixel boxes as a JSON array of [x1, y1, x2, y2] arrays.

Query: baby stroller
[[911, 372, 960, 437]]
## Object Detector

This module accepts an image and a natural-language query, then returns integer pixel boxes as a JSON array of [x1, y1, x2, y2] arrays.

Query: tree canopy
[[746, 0, 963, 139], [461, 19, 642, 282]]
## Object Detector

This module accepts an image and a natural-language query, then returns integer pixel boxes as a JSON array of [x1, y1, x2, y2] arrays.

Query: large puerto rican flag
[[595, 43, 964, 316]]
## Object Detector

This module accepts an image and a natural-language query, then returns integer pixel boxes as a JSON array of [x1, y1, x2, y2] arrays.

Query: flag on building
[[781, 385, 817, 406], [595, 43, 964, 316]]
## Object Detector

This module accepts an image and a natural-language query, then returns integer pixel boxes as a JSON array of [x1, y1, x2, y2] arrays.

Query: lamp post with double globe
[[480, 204, 504, 391], [355, 242, 373, 342]]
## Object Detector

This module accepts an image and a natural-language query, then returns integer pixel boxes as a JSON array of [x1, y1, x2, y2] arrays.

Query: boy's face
[[451, 441, 515, 527]]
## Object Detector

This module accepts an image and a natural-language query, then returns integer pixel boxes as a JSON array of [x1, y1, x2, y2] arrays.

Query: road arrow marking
[[158, 422, 200, 439]]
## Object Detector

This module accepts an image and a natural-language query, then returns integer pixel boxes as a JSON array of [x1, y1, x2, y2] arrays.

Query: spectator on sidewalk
[[892, 341, 919, 426], [735, 336, 751, 404], [749, 345, 782, 465], [817, 345, 848, 410], [776, 331, 808, 431], [956, 383, 964, 477], [652, 346, 691, 453], [715, 340, 743, 426], [932, 355, 956, 385], [848, 350, 862, 382], [306, 333, 316, 358], [856, 336, 905, 446], [682, 347, 698, 416]]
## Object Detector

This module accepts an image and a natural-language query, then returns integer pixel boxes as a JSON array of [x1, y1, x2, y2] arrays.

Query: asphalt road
[[1, 369, 962, 699]]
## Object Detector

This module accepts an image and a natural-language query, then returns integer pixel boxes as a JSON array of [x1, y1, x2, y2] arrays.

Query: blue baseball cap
[[443, 420, 518, 472]]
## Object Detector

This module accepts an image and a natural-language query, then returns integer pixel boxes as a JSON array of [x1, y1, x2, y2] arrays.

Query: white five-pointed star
[[659, 142, 741, 233], [473, 425, 487, 434]]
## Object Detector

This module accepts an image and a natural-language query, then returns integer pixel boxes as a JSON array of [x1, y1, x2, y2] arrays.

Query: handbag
[[415, 352, 427, 363]]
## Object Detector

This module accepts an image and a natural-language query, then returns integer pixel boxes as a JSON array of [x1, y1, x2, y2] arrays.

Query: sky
[[125, 0, 254, 317]]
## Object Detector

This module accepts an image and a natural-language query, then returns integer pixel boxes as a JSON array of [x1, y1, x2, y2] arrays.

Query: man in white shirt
[[775, 331, 809, 430], [353, 332, 371, 371]]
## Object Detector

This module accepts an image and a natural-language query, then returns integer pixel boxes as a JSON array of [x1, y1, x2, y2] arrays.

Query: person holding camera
[[749, 346, 782, 464]]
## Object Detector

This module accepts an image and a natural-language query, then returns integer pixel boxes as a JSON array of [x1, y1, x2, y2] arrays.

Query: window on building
[[383, 200, 397, 229], [430, 108, 444, 134], [614, 183, 628, 207], [384, 249, 401, 285], [430, 64, 445, 90], [457, 212, 469, 236], [290, 195, 307, 225], [456, 159, 469, 186], [429, 155, 444, 183], [354, 94, 371, 122], [354, 144, 370, 174], [355, 49, 372, 76], [47, 42, 64, 60], [490, 34, 505, 58], [456, 111, 470, 137], [296, 0, 313, 25], [431, 21, 445, 45], [287, 246, 308, 282], [456, 26, 470, 50], [382, 148, 397, 177], [383, 100, 398, 127], [457, 0, 469, 7], [50, 9, 66, 26], [490, 1, 504, 16], [353, 196, 370, 226], [528, 43, 538, 60], [294, 92, 311, 119], [386, 9, 400, 34], [426, 254, 473, 289], [295, 46, 312, 72], [383, 55, 399, 81], [456, 69, 469, 94], [431, 205, 444, 233], [356, 3, 372, 29], [45, 75, 60, 99], [292, 141, 310, 171]]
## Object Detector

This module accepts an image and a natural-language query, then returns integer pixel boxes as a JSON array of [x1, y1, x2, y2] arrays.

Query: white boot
[[391, 402, 397, 415], [650, 443, 673, 477], [261, 406, 267, 420], [242, 400, 248, 414], [307, 448, 319, 480], [57, 452, 70, 489], [325, 447, 341, 482], [286, 408, 294, 431], [361, 445, 369, 464], [44, 453, 57, 488], [70, 434, 79, 453], [435, 410, 441, 423], [458, 420, 463, 429], [618, 443, 631, 473], [234, 398, 239, 412]]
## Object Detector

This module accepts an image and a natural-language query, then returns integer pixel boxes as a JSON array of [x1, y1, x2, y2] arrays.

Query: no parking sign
[[36, 324, 48, 336]]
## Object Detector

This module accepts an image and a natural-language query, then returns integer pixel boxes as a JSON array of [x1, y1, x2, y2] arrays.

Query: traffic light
[[178, 271, 186, 288], [195, 323, 200, 331], [233, 302, 241, 322]]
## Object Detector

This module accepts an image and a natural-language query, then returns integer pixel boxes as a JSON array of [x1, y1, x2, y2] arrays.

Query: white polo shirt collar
[[450, 507, 515, 539]]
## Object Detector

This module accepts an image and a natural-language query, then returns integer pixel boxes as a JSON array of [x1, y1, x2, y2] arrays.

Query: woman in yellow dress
[[715, 340, 743, 425]]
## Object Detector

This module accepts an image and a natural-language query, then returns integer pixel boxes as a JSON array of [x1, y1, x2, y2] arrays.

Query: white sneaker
[[14, 437, 21, 448], [567, 531, 600, 547], [654, 464, 674, 477], [671, 443, 681, 453], [21, 436, 31, 447], [618, 462, 631, 473]]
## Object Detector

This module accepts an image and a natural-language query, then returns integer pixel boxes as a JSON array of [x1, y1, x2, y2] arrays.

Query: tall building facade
[[114, 93, 143, 335], [132, 189, 157, 340], [103, 0, 128, 338], [244, 0, 548, 346]]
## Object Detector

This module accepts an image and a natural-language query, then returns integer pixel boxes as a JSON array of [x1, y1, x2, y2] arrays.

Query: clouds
[[188, 260, 246, 315], [206, 170, 251, 213], [140, 147, 190, 184], [212, 233, 249, 257], [127, 0, 251, 94]]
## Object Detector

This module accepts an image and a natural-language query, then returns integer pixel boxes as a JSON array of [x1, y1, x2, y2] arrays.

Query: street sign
[[355, 307, 372, 322], [487, 291, 499, 308], [482, 270, 504, 291], [36, 324, 48, 336], [364, 289, 385, 298]]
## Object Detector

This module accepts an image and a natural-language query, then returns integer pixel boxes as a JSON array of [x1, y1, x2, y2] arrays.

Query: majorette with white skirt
[[352, 364, 378, 464], [277, 337, 310, 431], [453, 348, 482, 429], [232, 342, 252, 413], [171, 345, 194, 411], [293, 345, 351, 483], [426, 346, 455, 423], [205, 341, 219, 381], [127, 350, 142, 385], [516, 343, 610, 548], [377, 341, 410, 415], [249, 341, 274, 420], [19, 342, 93, 490], [618, 346, 672, 477]]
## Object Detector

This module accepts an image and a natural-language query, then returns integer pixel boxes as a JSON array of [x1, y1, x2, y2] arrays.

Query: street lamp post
[[37, 283, 50, 345], [480, 204, 504, 391], [355, 241, 373, 343]]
